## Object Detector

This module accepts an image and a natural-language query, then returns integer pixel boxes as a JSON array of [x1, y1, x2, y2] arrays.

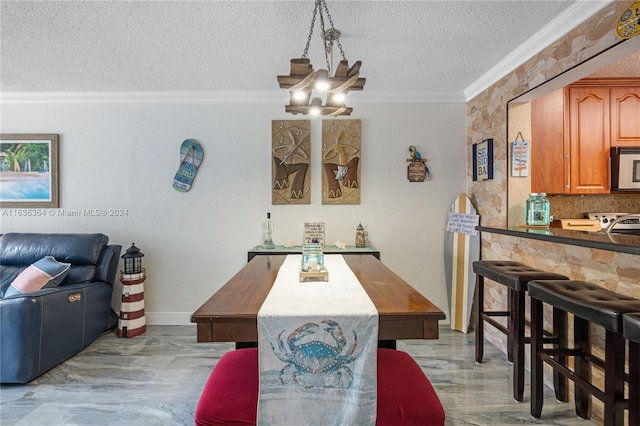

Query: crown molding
[[0, 90, 465, 104], [0, 91, 282, 103], [464, 0, 614, 101]]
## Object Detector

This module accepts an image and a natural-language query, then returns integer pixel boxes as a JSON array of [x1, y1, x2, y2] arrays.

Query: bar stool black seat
[[623, 313, 640, 426], [529, 280, 640, 426], [473, 260, 568, 401]]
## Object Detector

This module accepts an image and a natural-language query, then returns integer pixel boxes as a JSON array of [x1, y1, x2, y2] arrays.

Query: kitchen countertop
[[476, 225, 640, 256]]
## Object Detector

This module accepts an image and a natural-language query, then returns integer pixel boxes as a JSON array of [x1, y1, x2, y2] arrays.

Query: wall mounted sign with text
[[511, 141, 530, 177], [616, 1, 640, 39], [472, 138, 493, 182]]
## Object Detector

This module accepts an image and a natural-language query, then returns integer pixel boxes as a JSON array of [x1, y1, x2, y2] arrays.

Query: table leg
[[378, 340, 397, 349], [236, 342, 258, 349]]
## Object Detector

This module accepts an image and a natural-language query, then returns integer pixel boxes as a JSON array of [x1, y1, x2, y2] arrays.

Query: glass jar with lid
[[525, 193, 550, 226], [301, 243, 324, 272]]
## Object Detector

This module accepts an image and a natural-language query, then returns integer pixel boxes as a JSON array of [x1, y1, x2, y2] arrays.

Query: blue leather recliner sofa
[[0, 233, 121, 384]]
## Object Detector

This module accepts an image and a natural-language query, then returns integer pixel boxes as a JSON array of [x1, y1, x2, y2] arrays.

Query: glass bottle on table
[[263, 212, 275, 249]]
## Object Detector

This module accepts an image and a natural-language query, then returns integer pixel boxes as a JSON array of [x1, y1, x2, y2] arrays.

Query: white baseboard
[[145, 312, 193, 325]]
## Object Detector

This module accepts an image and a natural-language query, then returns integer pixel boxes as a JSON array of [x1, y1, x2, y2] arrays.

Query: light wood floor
[[1, 326, 596, 425]]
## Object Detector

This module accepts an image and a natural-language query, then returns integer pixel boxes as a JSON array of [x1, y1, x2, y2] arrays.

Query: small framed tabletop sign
[[303, 222, 325, 246], [472, 138, 493, 182]]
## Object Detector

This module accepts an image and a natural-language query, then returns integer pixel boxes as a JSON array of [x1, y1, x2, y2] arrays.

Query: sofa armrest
[[95, 245, 122, 286]]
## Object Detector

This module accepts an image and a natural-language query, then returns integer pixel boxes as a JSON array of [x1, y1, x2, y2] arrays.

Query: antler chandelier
[[277, 0, 365, 116]]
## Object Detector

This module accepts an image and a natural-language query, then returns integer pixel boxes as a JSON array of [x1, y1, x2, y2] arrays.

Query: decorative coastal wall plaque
[[616, 1, 640, 39], [472, 138, 493, 182], [511, 138, 530, 177], [271, 120, 311, 204], [406, 145, 432, 182], [303, 222, 325, 247], [173, 139, 204, 192], [0, 133, 59, 208], [321, 119, 361, 204]]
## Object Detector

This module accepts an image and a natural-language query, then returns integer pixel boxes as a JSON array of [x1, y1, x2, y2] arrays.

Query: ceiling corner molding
[[357, 91, 466, 103], [0, 91, 285, 103], [463, 0, 614, 101], [1, 90, 467, 104]]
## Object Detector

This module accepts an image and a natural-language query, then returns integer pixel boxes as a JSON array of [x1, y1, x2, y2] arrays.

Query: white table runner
[[257, 255, 378, 425]]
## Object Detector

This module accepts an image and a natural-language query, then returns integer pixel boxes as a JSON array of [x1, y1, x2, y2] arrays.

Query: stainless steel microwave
[[611, 147, 640, 192]]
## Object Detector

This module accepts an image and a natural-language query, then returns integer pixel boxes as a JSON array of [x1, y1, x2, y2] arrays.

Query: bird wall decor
[[409, 145, 422, 161], [407, 145, 432, 182]]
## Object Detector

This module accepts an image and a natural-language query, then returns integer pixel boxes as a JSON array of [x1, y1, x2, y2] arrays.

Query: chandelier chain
[[302, 0, 347, 67], [318, 6, 332, 71], [302, 2, 319, 59], [321, 0, 347, 61]]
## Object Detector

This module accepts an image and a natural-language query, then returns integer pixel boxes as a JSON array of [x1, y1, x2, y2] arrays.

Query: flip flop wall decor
[[173, 139, 203, 192]]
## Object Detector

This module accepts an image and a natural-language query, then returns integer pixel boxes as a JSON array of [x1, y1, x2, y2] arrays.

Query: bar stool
[[473, 260, 568, 401], [529, 280, 640, 426], [623, 312, 640, 426]]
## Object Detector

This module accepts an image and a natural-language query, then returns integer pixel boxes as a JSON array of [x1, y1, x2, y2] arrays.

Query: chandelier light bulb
[[293, 91, 307, 100], [315, 69, 330, 91], [330, 92, 346, 103], [309, 97, 322, 115], [316, 81, 330, 91]]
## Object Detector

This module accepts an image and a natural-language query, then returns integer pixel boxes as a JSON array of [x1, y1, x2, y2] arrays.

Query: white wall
[[0, 99, 467, 324]]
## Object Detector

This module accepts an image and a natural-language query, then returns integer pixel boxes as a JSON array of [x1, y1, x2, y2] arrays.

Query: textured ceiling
[[0, 1, 605, 100]]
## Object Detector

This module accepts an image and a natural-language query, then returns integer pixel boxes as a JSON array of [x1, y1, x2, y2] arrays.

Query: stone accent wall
[[467, 2, 640, 422]]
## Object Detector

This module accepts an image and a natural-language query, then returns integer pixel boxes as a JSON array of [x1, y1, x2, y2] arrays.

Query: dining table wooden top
[[191, 254, 446, 344]]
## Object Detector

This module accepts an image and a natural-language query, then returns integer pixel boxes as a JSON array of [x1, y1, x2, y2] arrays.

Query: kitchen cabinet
[[566, 85, 610, 193], [610, 86, 640, 147], [530, 79, 640, 194], [531, 88, 566, 194]]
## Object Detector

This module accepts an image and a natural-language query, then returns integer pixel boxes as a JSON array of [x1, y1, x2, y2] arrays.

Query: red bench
[[196, 348, 445, 426]]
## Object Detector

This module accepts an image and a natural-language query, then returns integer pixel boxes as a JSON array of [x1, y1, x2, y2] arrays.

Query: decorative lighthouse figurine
[[355, 223, 366, 248], [118, 243, 146, 338]]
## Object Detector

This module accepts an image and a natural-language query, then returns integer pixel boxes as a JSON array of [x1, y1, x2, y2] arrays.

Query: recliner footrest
[[195, 348, 445, 426]]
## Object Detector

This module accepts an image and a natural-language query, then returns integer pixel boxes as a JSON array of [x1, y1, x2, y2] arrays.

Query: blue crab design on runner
[[270, 319, 362, 388]]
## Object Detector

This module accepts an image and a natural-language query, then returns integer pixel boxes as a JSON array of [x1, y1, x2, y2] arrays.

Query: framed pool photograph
[[0, 134, 59, 208]]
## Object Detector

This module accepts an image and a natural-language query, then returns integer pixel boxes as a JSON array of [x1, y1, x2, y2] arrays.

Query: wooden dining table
[[191, 254, 446, 348]]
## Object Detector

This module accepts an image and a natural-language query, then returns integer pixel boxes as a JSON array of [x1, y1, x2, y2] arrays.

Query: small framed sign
[[472, 138, 493, 182], [303, 222, 325, 246], [407, 161, 428, 182], [511, 141, 530, 177]]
